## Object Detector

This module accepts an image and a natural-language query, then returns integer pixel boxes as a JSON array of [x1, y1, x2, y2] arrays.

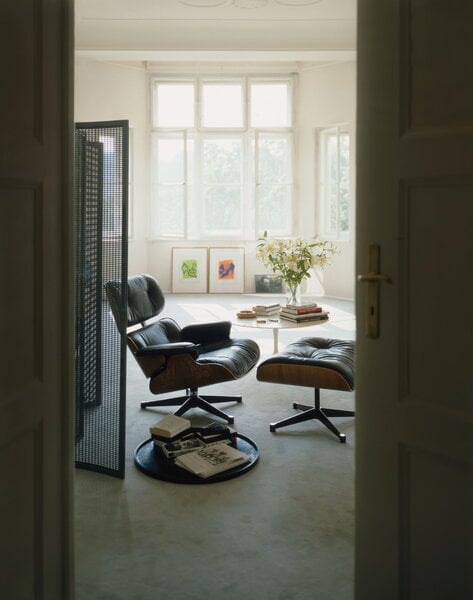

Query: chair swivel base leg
[[269, 389, 354, 443], [141, 388, 237, 423], [141, 395, 189, 409], [141, 393, 241, 410], [200, 394, 242, 404], [174, 394, 235, 424]]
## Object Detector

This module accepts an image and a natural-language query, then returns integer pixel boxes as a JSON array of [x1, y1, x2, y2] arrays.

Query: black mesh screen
[[74, 120, 128, 478]]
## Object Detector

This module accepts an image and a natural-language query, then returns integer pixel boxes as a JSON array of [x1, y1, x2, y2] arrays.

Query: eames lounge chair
[[105, 274, 260, 424]]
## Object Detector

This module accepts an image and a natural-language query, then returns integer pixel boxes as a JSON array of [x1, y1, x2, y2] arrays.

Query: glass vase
[[286, 282, 302, 306]]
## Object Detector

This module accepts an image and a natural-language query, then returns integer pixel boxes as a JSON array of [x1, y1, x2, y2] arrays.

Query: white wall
[[74, 59, 149, 276], [74, 59, 357, 299], [297, 61, 357, 299]]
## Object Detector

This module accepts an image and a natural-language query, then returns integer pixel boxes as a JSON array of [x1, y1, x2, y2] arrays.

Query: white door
[[0, 2, 74, 598], [355, 1, 473, 598]]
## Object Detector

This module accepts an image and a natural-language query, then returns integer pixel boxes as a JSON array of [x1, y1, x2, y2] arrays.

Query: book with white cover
[[285, 301, 318, 310], [252, 303, 280, 310], [282, 304, 321, 315], [174, 442, 251, 478], [149, 414, 191, 439]]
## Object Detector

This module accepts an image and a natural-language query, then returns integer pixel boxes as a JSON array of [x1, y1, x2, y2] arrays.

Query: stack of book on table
[[251, 303, 281, 318], [149, 414, 238, 460], [279, 302, 329, 323]]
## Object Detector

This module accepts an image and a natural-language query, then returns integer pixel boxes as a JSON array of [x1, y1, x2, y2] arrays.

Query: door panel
[[399, 446, 472, 598], [400, 181, 472, 412], [356, 1, 473, 598], [1, 183, 42, 395], [0, 1, 74, 598], [402, 1, 473, 133]]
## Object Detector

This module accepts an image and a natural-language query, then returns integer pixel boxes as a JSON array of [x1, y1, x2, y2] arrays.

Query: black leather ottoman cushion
[[257, 337, 355, 391]]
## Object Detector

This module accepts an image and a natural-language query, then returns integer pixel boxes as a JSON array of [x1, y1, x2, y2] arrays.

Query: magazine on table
[[174, 442, 251, 478]]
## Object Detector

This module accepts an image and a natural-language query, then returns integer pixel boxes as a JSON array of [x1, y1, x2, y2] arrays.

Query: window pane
[[202, 84, 243, 128], [154, 84, 194, 127], [203, 138, 242, 184], [204, 186, 241, 231], [327, 134, 339, 234], [157, 138, 184, 184], [99, 135, 122, 236], [319, 127, 350, 240], [251, 83, 291, 127], [152, 185, 185, 236], [258, 135, 292, 183], [339, 133, 350, 232], [256, 185, 291, 234]]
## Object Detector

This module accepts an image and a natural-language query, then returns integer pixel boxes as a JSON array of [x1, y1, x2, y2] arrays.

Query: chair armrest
[[181, 321, 231, 344], [135, 342, 199, 359]]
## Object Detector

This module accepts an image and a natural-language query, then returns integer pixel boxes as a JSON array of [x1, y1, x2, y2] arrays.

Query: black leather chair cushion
[[128, 318, 182, 350], [198, 338, 261, 379], [127, 274, 165, 326], [260, 337, 355, 389], [181, 321, 231, 344]]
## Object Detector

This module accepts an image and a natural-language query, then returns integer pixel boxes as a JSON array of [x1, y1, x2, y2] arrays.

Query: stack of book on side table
[[149, 414, 238, 461], [279, 302, 329, 324], [251, 303, 281, 318]]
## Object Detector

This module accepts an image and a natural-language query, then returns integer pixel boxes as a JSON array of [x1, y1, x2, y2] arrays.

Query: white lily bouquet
[[256, 231, 337, 305]]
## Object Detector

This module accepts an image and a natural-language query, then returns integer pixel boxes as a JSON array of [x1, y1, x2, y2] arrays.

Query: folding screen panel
[[74, 120, 128, 478]]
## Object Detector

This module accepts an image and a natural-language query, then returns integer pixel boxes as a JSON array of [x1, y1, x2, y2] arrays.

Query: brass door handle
[[358, 244, 392, 338], [358, 273, 392, 283]]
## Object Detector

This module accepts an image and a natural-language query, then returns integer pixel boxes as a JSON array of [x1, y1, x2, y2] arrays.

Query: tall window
[[318, 126, 351, 241], [151, 76, 294, 240]]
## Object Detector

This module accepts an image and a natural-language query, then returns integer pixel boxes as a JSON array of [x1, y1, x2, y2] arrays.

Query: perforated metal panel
[[74, 121, 128, 478]]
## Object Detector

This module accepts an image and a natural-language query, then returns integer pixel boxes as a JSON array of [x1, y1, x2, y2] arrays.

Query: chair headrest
[[105, 274, 165, 327]]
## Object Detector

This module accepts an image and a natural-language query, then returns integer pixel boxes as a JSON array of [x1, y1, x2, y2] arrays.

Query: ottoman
[[256, 337, 355, 442]]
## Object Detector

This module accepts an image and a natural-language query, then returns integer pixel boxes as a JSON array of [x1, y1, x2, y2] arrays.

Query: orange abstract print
[[218, 259, 235, 280]]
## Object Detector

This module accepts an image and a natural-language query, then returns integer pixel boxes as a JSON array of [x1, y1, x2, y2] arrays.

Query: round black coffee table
[[134, 434, 259, 484]]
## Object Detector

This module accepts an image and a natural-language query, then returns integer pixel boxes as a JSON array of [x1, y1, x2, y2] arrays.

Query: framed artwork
[[208, 247, 245, 293], [171, 247, 208, 293], [254, 274, 284, 294]]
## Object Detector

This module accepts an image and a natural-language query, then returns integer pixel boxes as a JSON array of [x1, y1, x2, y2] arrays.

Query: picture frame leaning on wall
[[208, 248, 245, 293], [171, 247, 208, 293]]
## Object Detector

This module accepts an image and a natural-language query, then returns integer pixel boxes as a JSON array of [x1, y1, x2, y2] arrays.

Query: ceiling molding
[[75, 49, 356, 63], [176, 0, 324, 7], [79, 17, 355, 23]]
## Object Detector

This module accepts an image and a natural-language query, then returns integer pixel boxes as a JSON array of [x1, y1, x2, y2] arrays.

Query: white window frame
[[151, 129, 189, 239], [128, 126, 134, 239], [317, 125, 351, 242], [150, 75, 295, 241]]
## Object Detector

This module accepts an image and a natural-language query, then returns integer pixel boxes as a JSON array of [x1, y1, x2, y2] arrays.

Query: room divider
[[74, 120, 129, 478]]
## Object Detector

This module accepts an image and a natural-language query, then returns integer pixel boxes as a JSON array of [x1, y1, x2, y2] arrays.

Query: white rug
[[75, 293, 356, 600]]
